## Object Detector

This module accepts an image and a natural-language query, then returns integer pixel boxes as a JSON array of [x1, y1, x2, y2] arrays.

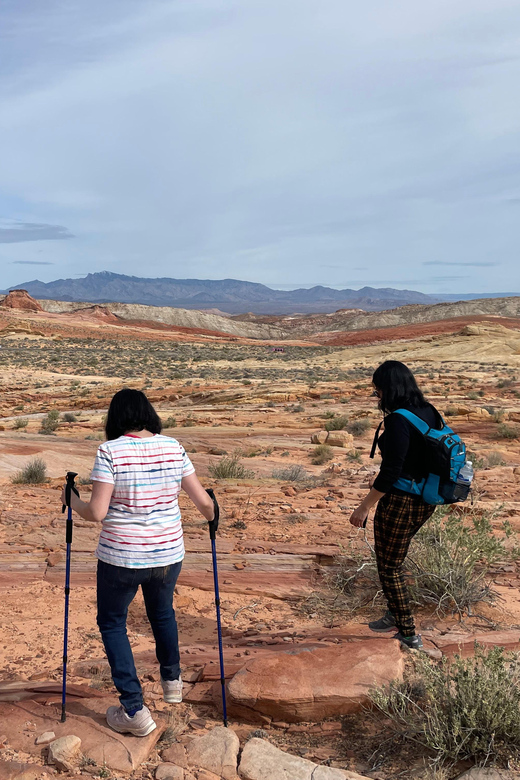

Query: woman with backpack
[[61, 389, 216, 736], [348, 360, 445, 650]]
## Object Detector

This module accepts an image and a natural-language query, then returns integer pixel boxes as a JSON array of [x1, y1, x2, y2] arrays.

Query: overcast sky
[[1, 0, 519, 293]]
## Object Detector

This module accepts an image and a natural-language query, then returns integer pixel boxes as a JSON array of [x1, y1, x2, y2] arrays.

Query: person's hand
[[349, 504, 369, 528], [61, 484, 79, 507]]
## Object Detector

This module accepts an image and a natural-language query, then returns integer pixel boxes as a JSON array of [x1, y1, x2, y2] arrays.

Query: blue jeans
[[97, 560, 182, 712]]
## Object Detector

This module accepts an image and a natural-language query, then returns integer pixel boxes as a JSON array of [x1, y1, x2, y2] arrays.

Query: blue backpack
[[371, 408, 469, 505]]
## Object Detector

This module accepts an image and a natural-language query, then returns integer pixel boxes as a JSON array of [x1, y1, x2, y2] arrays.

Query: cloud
[[0, 222, 74, 244], [0, 0, 520, 294], [11, 260, 55, 265], [423, 261, 498, 267]]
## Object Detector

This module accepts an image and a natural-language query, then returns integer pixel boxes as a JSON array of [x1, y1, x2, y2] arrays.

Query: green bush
[[272, 464, 308, 481], [371, 645, 520, 767], [163, 416, 177, 428], [39, 409, 60, 435], [346, 419, 371, 436], [62, 412, 77, 423], [311, 444, 334, 465], [486, 451, 506, 467], [14, 418, 28, 430], [324, 415, 349, 432], [496, 423, 519, 439], [11, 457, 47, 484], [208, 453, 255, 480]]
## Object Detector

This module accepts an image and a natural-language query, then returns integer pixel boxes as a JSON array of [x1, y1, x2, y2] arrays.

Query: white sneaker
[[161, 676, 183, 703], [106, 704, 157, 737]]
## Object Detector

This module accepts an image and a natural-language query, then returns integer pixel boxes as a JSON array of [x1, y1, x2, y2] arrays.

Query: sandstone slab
[[238, 738, 369, 780], [424, 630, 520, 657], [0, 698, 164, 773], [186, 726, 239, 780], [226, 641, 404, 723]]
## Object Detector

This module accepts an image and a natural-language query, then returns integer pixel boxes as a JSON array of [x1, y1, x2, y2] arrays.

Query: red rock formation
[[0, 289, 43, 312]]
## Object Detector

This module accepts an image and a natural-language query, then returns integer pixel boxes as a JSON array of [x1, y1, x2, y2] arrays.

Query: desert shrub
[[329, 510, 516, 616], [324, 415, 349, 432], [272, 464, 307, 482], [182, 416, 196, 427], [371, 645, 520, 767], [14, 418, 28, 430], [163, 416, 177, 428], [444, 405, 458, 417], [311, 444, 334, 465], [465, 450, 485, 469], [347, 449, 362, 461], [208, 453, 255, 480], [467, 391, 479, 400], [346, 419, 371, 436], [62, 412, 77, 423], [39, 409, 60, 435], [495, 422, 520, 439], [11, 457, 47, 484], [322, 410, 336, 419], [486, 451, 506, 467]]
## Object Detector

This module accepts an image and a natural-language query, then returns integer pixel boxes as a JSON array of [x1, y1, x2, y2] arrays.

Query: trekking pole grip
[[206, 489, 220, 541], [62, 471, 79, 515]]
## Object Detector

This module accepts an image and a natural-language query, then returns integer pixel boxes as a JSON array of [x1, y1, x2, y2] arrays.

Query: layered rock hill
[[247, 296, 520, 337], [0, 294, 287, 340], [0, 289, 43, 312]]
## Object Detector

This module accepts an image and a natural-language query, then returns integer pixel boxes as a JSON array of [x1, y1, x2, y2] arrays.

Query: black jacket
[[373, 403, 443, 494]]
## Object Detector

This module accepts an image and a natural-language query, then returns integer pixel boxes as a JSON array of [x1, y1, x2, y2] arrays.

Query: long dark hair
[[105, 388, 162, 440], [372, 361, 428, 415]]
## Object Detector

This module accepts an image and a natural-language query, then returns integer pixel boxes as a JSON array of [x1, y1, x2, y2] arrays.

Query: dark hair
[[105, 388, 162, 440], [372, 360, 428, 415]]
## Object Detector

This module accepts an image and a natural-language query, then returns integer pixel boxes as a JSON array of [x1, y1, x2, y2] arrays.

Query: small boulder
[[238, 738, 369, 779], [311, 431, 328, 444], [186, 726, 239, 780], [48, 735, 82, 771], [156, 764, 184, 780], [35, 731, 56, 745], [325, 431, 354, 449]]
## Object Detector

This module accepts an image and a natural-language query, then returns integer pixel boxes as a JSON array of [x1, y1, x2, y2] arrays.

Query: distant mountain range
[[2, 271, 519, 314]]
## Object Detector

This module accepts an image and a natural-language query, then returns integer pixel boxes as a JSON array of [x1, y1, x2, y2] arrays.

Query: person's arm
[[349, 487, 386, 527], [181, 472, 215, 522], [349, 414, 409, 528], [61, 480, 113, 522]]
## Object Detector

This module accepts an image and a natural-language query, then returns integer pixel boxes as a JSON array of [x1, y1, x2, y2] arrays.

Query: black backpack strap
[[370, 420, 384, 459]]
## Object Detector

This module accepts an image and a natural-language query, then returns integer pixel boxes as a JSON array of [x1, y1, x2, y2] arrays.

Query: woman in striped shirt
[[62, 389, 215, 737]]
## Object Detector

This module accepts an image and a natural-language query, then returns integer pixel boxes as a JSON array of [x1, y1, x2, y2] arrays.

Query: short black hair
[[372, 360, 428, 415], [105, 388, 162, 441]]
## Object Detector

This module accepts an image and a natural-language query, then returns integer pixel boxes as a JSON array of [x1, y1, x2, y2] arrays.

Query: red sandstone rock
[[225, 641, 404, 723], [0, 290, 43, 312]]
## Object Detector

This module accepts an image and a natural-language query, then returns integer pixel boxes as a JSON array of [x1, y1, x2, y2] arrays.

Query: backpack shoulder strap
[[393, 408, 431, 436], [370, 419, 384, 459]]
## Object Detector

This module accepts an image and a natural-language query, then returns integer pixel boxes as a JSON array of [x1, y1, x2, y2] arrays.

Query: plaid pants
[[373, 492, 436, 637]]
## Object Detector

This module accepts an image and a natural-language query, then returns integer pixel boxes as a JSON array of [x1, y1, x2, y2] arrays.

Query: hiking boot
[[368, 611, 396, 632], [106, 704, 157, 737], [394, 632, 423, 651], [161, 676, 183, 704]]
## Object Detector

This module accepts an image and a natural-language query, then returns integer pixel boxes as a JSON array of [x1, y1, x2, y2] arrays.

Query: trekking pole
[[206, 488, 228, 727], [61, 471, 78, 722]]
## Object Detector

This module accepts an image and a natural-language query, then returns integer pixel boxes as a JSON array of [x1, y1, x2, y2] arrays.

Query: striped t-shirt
[[91, 434, 195, 569]]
